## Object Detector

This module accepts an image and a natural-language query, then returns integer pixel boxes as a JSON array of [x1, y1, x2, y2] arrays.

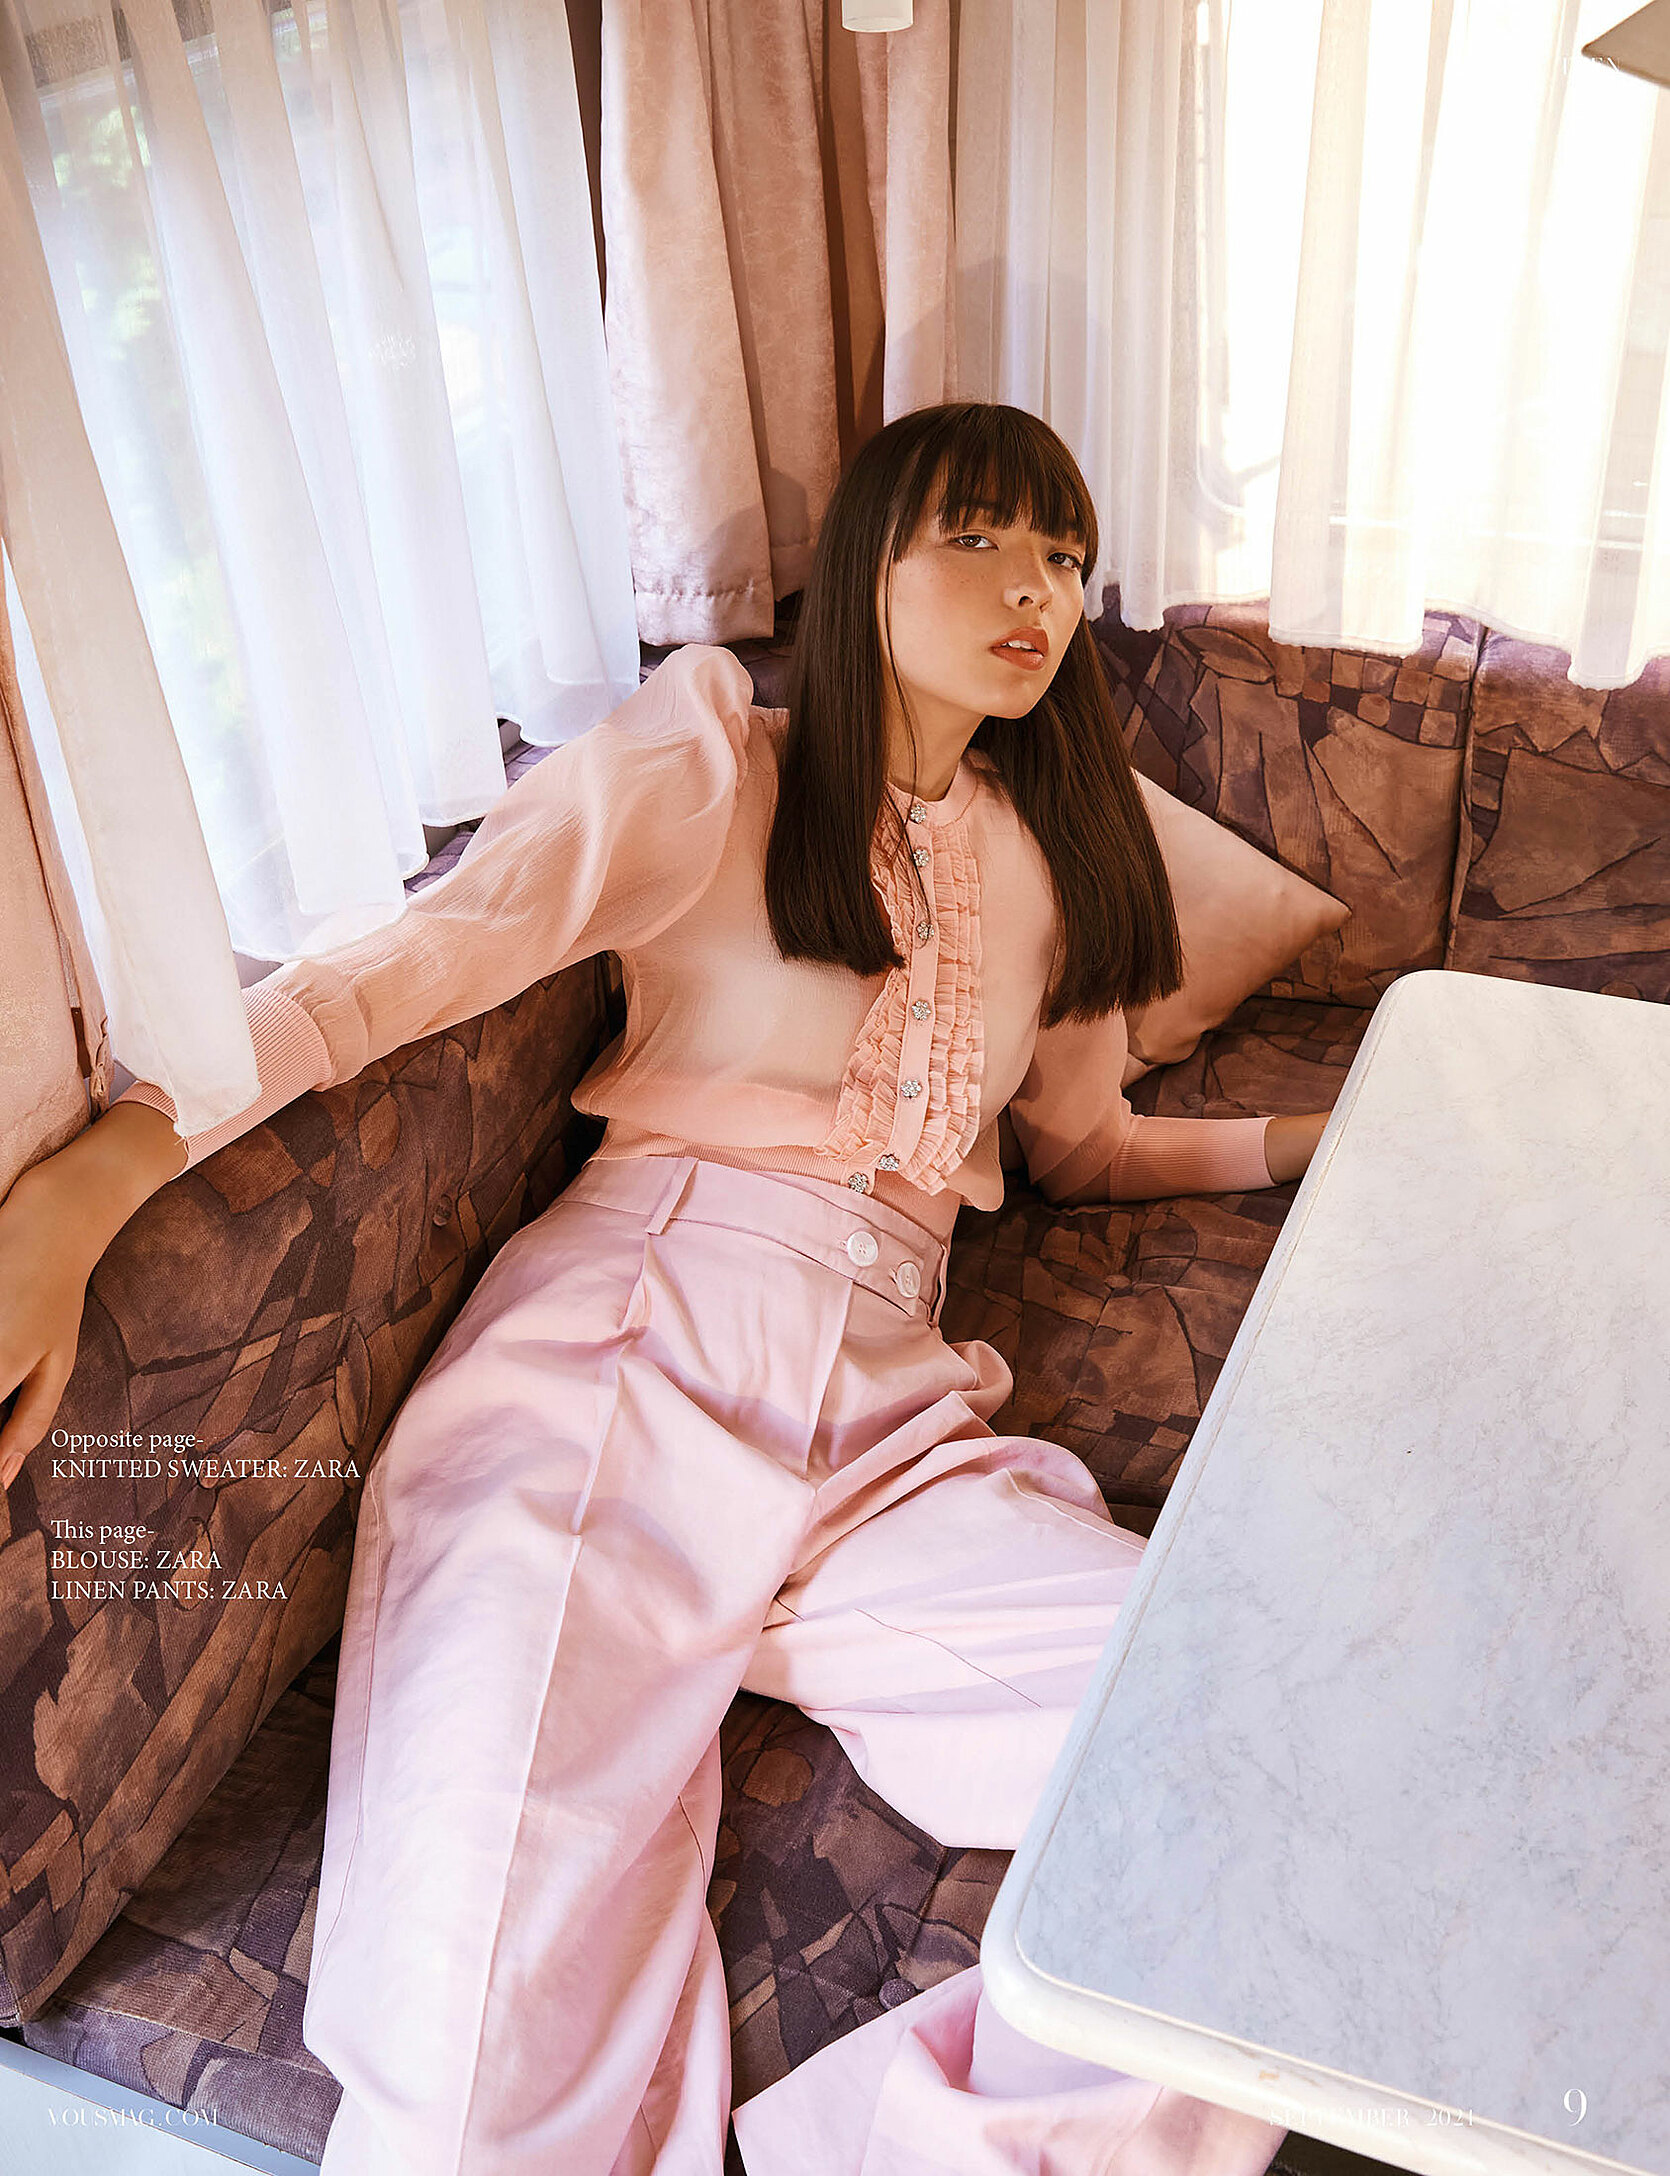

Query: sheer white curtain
[[0, 559, 113, 1198], [957, 0, 1670, 689], [0, 0, 637, 1133]]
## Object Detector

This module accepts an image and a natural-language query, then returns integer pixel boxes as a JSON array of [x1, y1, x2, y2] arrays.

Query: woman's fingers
[[0, 1354, 69, 1483], [0, 1169, 98, 1487]]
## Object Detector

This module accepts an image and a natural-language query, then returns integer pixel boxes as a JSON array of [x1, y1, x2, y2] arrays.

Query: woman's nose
[[1005, 557, 1054, 610]]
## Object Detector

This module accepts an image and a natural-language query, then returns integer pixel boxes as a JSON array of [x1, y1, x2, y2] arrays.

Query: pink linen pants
[[301, 1156, 1284, 2176]]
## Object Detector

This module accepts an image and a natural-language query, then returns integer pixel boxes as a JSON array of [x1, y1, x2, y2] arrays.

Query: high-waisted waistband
[[561, 1156, 951, 1325]]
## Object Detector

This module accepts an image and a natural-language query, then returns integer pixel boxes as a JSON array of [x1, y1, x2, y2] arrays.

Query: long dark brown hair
[[764, 401, 1183, 1026]]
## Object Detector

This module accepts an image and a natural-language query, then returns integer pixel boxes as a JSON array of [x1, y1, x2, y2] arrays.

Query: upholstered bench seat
[[17, 1650, 340, 2162], [12, 591, 1663, 2171], [12, 992, 1369, 2163]]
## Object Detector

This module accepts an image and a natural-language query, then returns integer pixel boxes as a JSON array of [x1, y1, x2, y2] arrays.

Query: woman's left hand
[[1263, 1109, 1332, 1184]]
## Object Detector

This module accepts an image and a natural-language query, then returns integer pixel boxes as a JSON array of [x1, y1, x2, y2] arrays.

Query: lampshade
[[1583, 0, 1670, 88], [842, 1, 913, 27]]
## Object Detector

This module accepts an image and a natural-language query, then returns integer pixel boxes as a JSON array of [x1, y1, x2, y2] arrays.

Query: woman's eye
[[947, 531, 1080, 569]]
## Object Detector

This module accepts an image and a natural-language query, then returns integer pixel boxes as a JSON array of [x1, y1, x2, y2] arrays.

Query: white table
[[983, 969, 1670, 2176]]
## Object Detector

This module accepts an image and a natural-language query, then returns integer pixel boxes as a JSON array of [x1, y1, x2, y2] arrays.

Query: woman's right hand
[[0, 1101, 188, 1489], [0, 1163, 101, 1486]]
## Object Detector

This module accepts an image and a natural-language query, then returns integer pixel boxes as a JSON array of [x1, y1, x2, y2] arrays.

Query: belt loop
[[644, 1156, 698, 1235]]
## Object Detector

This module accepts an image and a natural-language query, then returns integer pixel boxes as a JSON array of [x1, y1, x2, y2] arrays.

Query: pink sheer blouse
[[115, 646, 1274, 1236]]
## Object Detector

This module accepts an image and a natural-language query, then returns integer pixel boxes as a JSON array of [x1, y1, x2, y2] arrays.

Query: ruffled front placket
[[822, 775, 986, 1196]]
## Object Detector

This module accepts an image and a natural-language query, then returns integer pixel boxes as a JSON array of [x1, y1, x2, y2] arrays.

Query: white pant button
[[893, 1260, 922, 1299], [845, 1231, 880, 1267]]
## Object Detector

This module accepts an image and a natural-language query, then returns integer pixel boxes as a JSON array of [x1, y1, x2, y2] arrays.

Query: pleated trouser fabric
[[300, 1156, 1284, 2176]]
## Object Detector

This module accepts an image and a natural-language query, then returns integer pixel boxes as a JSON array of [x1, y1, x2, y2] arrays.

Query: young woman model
[[0, 402, 1331, 2176]]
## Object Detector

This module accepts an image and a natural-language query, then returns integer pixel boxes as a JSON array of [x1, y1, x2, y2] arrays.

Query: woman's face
[[880, 501, 1086, 746]]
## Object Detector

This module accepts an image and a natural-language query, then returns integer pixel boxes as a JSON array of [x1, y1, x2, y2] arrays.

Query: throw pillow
[[1124, 774, 1350, 1085]]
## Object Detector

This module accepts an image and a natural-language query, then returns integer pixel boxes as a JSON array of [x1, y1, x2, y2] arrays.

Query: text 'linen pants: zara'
[[300, 1155, 1285, 2176]]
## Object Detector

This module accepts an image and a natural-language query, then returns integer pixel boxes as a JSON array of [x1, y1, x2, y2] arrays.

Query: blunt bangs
[[882, 404, 1099, 579], [767, 398, 1180, 1025]]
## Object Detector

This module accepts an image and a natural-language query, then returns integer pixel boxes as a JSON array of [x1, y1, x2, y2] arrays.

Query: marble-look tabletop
[[983, 970, 1670, 2176]]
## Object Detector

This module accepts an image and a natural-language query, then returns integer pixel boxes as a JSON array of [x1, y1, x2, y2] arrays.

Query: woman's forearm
[[1262, 1109, 1331, 1184], [0, 1104, 189, 1480], [14, 1099, 189, 1260]]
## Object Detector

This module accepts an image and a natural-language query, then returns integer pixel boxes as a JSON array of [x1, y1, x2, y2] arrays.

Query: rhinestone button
[[908, 801, 929, 824], [893, 1261, 922, 1300], [845, 1230, 880, 1267], [877, 1152, 900, 1172], [911, 1000, 931, 1022], [911, 847, 930, 868], [915, 920, 934, 944], [846, 1171, 871, 1194], [900, 1078, 923, 1100]]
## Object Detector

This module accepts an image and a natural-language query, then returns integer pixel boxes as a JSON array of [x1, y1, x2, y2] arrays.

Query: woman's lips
[[990, 640, 1046, 671]]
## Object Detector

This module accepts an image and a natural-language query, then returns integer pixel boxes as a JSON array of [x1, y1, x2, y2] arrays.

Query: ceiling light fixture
[[841, 1, 913, 27]]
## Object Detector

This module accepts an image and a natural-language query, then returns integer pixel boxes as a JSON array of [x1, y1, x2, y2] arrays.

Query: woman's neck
[[885, 697, 982, 802], [888, 761, 961, 803]]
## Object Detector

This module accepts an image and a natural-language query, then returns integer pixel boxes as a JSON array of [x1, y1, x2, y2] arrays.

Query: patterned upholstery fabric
[[1093, 599, 1480, 1007], [717, 1695, 1007, 2108], [9, 990, 1366, 2161], [15, 599, 1670, 2171], [640, 619, 797, 708], [1446, 635, 1670, 998], [947, 997, 1372, 1520], [17, 1649, 342, 2161], [0, 961, 609, 2028]]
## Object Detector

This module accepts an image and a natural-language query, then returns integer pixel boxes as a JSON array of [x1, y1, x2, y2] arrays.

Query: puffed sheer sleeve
[[114, 646, 756, 1174], [1008, 1008, 1276, 1205]]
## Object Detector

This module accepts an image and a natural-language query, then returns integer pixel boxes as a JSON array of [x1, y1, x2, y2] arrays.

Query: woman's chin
[[981, 679, 1052, 719]]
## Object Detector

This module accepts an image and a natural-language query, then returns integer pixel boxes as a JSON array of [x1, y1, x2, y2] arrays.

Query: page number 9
[[1565, 2090, 1587, 2125]]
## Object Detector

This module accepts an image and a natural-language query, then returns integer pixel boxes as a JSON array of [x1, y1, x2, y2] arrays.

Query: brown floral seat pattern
[[1092, 599, 1480, 1005], [10, 990, 1368, 2164], [17, 1649, 343, 2161], [1446, 635, 1670, 998], [0, 961, 609, 2029], [10, 602, 1668, 2171]]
